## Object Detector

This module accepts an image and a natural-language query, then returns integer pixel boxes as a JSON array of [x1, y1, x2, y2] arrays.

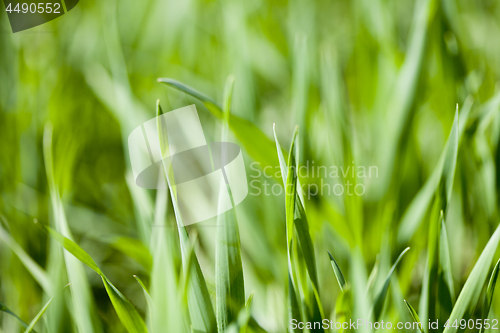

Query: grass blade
[[35, 221, 147, 333], [404, 300, 424, 333], [156, 102, 217, 333], [216, 76, 245, 331], [0, 301, 29, 329], [0, 218, 52, 294], [439, 217, 455, 302], [328, 251, 346, 291], [159, 78, 280, 181], [443, 223, 500, 333], [480, 259, 500, 333], [372, 247, 410, 321], [43, 124, 97, 333], [23, 297, 53, 333], [398, 104, 464, 243]]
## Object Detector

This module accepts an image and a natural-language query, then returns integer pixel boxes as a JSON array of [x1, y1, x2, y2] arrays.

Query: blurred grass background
[[1, 0, 500, 332]]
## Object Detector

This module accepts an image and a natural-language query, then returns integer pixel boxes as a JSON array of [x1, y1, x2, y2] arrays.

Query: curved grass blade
[[372, 247, 410, 321], [0, 301, 29, 329], [443, 223, 500, 333], [35, 221, 147, 333], [479, 259, 500, 333], [328, 251, 346, 292], [404, 300, 424, 333], [159, 78, 280, 181], [216, 76, 245, 331]]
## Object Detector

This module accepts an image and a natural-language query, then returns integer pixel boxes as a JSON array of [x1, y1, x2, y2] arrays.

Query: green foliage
[[2, 0, 500, 332]]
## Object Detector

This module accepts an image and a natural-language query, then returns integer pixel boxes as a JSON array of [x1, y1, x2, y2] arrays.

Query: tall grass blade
[[216, 76, 245, 331], [398, 105, 463, 243], [43, 124, 97, 333], [443, 223, 500, 333], [156, 100, 217, 333]]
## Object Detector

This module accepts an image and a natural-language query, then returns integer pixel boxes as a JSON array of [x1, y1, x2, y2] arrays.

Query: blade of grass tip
[[0, 218, 52, 294], [273, 124, 306, 206], [439, 216, 455, 302], [133, 275, 153, 314], [274, 126, 302, 330], [216, 76, 245, 331], [0, 301, 29, 329], [35, 221, 147, 333], [404, 300, 424, 333], [372, 247, 410, 321], [43, 124, 96, 333], [157, 101, 217, 333], [328, 251, 346, 291], [23, 297, 54, 333], [159, 78, 281, 182], [480, 259, 500, 333], [443, 223, 500, 333], [286, 128, 325, 327], [398, 104, 462, 244], [157, 78, 222, 114]]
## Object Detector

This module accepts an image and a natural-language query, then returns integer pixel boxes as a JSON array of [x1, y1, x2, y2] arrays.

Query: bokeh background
[[2, 0, 500, 332]]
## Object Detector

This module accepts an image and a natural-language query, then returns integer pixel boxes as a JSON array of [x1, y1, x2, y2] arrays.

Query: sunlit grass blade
[[35, 221, 148, 333], [43, 123, 97, 333], [334, 287, 352, 333], [156, 102, 217, 333], [443, 223, 500, 333], [215, 204, 245, 330], [479, 259, 500, 333], [216, 76, 245, 331], [0, 301, 29, 329], [23, 297, 53, 333], [404, 300, 424, 333], [278, 126, 324, 330], [372, 247, 410, 321]]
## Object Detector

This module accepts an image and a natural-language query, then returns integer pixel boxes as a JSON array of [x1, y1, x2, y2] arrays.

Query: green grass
[[2, 0, 500, 332]]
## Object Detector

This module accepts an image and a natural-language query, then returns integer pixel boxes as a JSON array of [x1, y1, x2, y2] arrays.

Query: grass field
[[2, 0, 500, 332]]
